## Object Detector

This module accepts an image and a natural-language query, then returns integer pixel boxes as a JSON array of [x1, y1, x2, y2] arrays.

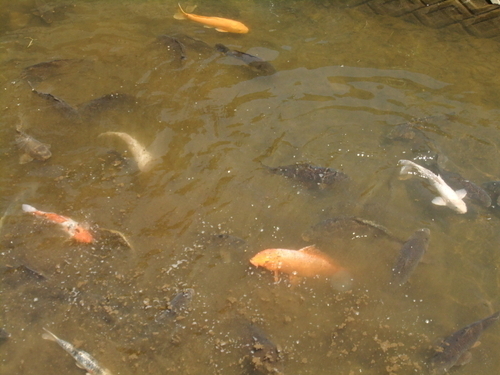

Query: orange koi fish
[[174, 3, 249, 34], [22, 204, 93, 243], [250, 245, 351, 289]]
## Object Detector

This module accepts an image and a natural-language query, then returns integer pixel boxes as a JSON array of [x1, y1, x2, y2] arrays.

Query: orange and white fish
[[22, 204, 93, 243], [250, 245, 351, 289], [174, 3, 249, 34]]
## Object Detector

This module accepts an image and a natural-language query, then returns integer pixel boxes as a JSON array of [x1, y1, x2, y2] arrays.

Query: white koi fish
[[99, 131, 155, 172], [398, 159, 467, 214], [42, 328, 112, 375]]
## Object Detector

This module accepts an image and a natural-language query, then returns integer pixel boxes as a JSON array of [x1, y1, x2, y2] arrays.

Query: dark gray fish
[[437, 167, 491, 208], [482, 181, 500, 207], [30, 86, 80, 120], [157, 35, 187, 61], [22, 59, 77, 82], [429, 311, 500, 374], [302, 216, 397, 243], [0, 328, 10, 343], [31, 0, 74, 24], [242, 323, 283, 375], [391, 228, 430, 285], [15, 129, 52, 164], [78, 93, 135, 116], [2, 264, 46, 282], [216, 43, 276, 75], [155, 288, 195, 323], [42, 328, 112, 375], [264, 163, 348, 190], [385, 120, 439, 155]]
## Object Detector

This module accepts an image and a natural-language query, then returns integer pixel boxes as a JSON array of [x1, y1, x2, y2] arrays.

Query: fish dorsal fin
[[455, 189, 467, 199], [298, 245, 333, 262]]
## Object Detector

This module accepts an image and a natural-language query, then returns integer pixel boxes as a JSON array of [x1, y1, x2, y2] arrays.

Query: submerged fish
[[22, 204, 93, 243], [482, 181, 500, 207], [264, 163, 348, 190], [243, 323, 283, 375], [42, 328, 112, 375], [155, 288, 195, 323], [436, 167, 491, 208], [22, 59, 78, 82], [398, 159, 467, 214], [302, 216, 396, 243], [78, 93, 135, 116], [157, 35, 187, 61], [30, 85, 80, 119], [98, 132, 155, 172], [429, 311, 500, 374], [215, 43, 276, 75], [96, 228, 134, 251], [391, 228, 430, 286], [15, 129, 51, 164], [174, 3, 249, 33], [250, 245, 351, 289]]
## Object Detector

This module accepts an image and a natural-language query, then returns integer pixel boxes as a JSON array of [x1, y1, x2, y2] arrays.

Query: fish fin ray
[[432, 197, 446, 206], [22, 204, 37, 213], [455, 189, 467, 199], [19, 154, 33, 164]]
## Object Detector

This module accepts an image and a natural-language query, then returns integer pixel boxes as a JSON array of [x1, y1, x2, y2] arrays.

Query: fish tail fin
[[174, 3, 188, 20], [42, 328, 57, 341], [330, 268, 353, 292], [22, 204, 37, 213]]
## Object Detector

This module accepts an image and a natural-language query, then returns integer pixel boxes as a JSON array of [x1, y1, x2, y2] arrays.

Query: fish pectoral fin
[[455, 351, 473, 366], [19, 154, 33, 164], [76, 362, 85, 369], [431, 196, 446, 206], [215, 28, 229, 32], [203, 25, 215, 29], [455, 188, 467, 199]]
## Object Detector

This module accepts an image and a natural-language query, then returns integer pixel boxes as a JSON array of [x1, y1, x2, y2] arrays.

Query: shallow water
[[2, 0, 500, 374]]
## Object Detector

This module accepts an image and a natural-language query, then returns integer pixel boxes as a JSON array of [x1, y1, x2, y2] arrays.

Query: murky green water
[[2, 0, 500, 374]]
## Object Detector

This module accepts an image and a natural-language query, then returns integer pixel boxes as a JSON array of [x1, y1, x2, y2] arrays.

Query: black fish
[[302, 216, 397, 243], [155, 288, 195, 323], [429, 311, 500, 374], [216, 43, 276, 75], [385, 120, 439, 156], [264, 163, 348, 190], [391, 228, 430, 285], [243, 324, 283, 375]]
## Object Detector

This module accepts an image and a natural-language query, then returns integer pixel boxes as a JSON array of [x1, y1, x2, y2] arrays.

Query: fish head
[[450, 199, 467, 214], [250, 249, 281, 270], [73, 226, 94, 243]]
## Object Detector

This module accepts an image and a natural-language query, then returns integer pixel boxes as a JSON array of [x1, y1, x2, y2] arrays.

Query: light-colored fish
[[398, 159, 467, 214], [250, 245, 351, 289], [15, 129, 51, 164], [429, 311, 500, 374], [174, 3, 249, 34], [22, 204, 93, 243], [98, 132, 155, 172], [42, 328, 112, 375]]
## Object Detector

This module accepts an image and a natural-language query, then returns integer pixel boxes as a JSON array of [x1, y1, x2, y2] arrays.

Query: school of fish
[[3, 4, 500, 375]]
